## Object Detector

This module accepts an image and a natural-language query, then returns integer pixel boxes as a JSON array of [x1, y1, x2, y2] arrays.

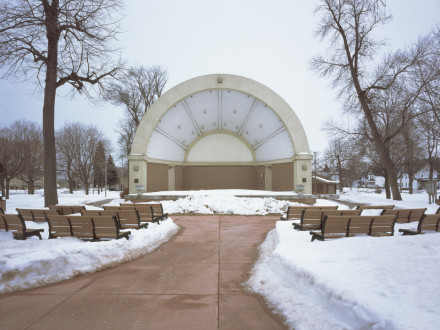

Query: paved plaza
[[0, 215, 287, 329]]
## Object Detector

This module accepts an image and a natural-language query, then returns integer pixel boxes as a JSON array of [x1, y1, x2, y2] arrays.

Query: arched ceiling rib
[[147, 89, 294, 162]]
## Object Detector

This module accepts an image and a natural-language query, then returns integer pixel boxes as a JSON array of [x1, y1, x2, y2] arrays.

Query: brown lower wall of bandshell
[[272, 163, 293, 191], [183, 166, 258, 190], [147, 163, 168, 192], [175, 165, 184, 190]]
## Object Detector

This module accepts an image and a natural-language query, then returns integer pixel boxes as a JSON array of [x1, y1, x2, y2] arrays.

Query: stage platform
[[125, 190, 316, 205]]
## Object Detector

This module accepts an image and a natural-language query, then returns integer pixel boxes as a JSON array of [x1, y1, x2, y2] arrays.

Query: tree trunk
[[352, 81, 402, 200], [0, 177, 5, 198], [409, 172, 414, 193], [28, 179, 35, 195], [384, 172, 391, 199], [5, 178, 10, 199], [42, 2, 60, 207], [67, 170, 74, 194]]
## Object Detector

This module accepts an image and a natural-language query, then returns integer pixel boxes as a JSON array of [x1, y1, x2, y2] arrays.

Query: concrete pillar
[[128, 154, 148, 194], [264, 165, 272, 191], [293, 154, 313, 194], [168, 166, 176, 191]]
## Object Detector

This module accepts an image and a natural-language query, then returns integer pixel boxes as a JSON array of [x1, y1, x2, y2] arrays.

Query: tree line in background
[[314, 0, 440, 200], [0, 120, 118, 199], [0, 1, 167, 205]]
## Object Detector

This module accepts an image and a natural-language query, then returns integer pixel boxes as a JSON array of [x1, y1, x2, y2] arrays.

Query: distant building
[[400, 164, 439, 190], [312, 176, 339, 195], [355, 171, 385, 189]]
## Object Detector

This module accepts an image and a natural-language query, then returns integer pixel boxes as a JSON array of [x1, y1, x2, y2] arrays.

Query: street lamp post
[[104, 154, 107, 198], [313, 151, 318, 195]]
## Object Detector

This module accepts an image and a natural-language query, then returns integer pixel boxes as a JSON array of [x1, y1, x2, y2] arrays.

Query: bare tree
[[0, 123, 27, 198], [105, 65, 168, 157], [93, 140, 106, 193], [56, 122, 79, 193], [0, 0, 123, 206], [14, 120, 44, 194], [311, 0, 438, 200], [70, 123, 104, 195]]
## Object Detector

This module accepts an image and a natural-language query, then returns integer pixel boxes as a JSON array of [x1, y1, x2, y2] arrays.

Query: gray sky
[[0, 0, 439, 159]]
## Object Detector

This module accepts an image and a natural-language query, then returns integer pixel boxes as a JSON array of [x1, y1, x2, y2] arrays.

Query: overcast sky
[[1, 0, 439, 160]]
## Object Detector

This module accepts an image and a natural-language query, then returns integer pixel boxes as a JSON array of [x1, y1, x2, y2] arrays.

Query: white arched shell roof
[[131, 74, 311, 163]]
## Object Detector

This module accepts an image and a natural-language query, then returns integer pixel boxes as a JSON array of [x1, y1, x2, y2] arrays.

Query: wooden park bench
[[356, 205, 394, 210], [281, 205, 338, 221], [117, 210, 149, 230], [92, 216, 131, 241], [49, 205, 86, 215], [81, 209, 149, 230], [0, 208, 6, 231], [368, 215, 397, 237], [103, 205, 157, 224], [399, 214, 440, 235], [1, 214, 44, 240], [16, 208, 60, 222], [121, 202, 168, 221], [381, 208, 426, 223], [292, 210, 325, 230], [46, 215, 74, 239], [134, 205, 159, 224], [311, 215, 397, 241], [292, 209, 362, 231], [103, 205, 123, 211], [310, 216, 351, 241], [47, 215, 130, 241]]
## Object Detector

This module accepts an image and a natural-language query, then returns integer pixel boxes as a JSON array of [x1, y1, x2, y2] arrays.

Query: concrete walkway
[[0, 215, 287, 329]]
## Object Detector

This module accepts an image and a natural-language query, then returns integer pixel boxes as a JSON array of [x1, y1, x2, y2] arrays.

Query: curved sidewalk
[[0, 215, 287, 329]]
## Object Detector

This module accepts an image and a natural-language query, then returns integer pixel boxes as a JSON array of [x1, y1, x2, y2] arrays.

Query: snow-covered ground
[[0, 189, 179, 294], [247, 188, 440, 329], [1, 188, 439, 329]]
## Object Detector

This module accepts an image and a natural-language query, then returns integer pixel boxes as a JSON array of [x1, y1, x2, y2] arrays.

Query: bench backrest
[[68, 216, 94, 239], [347, 216, 374, 236], [92, 216, 121, 240], [286, 205, 338, 220], [149, 203, 164, 218], [357, 205, 394, 210], [408, 208, 427, 222], [16, 208, 34, 222], [103, 205, 122, 211], [120, 203, 137, 208], [418, 214, 440, 233], [134, 206, 154, 222], [33, 209, 60, 222], [321, 210, 342, 217], [117, 210, 141, 229], [300, 210, 324, 229], [46, 215, 73, 238], [321, 215, 351, 235], [1, 214, 26, 235], [49, 205, 85, 215], [340, 209, 362, 216], [81, 209, 103, 216], [382, 208, 426, 223], [370, 215, 396, 236], [0, 212, 6, 230]]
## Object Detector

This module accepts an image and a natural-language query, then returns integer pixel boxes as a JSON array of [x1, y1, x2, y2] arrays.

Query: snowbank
[[247, 221, 440, 329], [0, 219, 178, 294], [161, 195, 295, 215], [247, 189, 440, 329]]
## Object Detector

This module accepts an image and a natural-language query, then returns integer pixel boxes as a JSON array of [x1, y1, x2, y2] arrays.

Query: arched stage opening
[[128, 74, 313, 194]]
